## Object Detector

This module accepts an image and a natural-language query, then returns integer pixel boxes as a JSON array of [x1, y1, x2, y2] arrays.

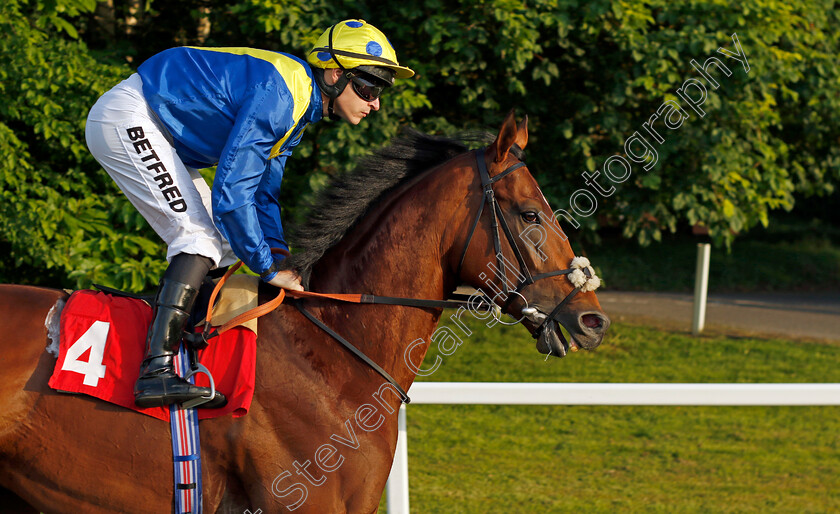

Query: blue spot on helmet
[[345, 21, 363, 28], [366, 41, 383, 57], [317, 51, 331, 61]]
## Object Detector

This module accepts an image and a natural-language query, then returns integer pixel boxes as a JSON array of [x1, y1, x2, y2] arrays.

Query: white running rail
[[386, 381, 840, 513]]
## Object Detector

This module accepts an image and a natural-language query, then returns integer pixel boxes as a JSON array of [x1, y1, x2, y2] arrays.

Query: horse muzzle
[[523, 306, 610, 358]]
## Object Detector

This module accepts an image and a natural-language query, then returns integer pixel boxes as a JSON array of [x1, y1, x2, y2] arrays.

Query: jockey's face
[[323, 68, 381, 125]]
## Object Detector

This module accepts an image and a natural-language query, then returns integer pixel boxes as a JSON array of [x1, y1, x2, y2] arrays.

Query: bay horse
[[0, 112, 609, 513]]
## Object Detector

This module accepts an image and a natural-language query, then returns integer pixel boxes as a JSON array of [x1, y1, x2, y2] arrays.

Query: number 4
[[62, 320, 110, 387]]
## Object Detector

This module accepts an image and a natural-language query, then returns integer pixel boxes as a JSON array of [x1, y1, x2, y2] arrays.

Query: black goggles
[[350, 74, 386, 102]]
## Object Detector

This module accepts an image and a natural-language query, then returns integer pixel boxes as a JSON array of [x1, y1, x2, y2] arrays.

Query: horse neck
[[308, 158, 475, 387]]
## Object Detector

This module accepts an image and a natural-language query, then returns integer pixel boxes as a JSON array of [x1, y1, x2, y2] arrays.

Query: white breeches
[[85, 73, 236, 268]]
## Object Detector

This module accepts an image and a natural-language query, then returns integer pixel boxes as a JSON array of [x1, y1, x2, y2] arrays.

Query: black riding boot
[[134, 255, 227, 409]]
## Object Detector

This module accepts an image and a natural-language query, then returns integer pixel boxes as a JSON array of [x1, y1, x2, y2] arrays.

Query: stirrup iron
[[180, 364, 217, 409]]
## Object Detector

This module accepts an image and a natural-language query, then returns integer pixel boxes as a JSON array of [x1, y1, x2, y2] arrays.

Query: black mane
[[281, 127, 477, 284]]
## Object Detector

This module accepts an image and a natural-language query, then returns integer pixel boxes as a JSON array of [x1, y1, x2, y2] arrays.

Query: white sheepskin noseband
[[567, 256, 601, 293]]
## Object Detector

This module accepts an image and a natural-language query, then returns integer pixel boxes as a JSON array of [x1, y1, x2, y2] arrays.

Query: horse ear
[[492, 109, 519, 163], [515, 115, 528, 151]]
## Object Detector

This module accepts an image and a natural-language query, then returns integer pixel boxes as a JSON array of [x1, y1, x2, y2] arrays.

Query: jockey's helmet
[[307, 20, 414, 119]]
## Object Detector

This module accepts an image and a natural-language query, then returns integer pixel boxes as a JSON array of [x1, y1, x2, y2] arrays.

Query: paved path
[[598, 291, 840, 342]]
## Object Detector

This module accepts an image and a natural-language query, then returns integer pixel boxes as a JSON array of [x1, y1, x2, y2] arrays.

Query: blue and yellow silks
[[138, 47, 323, 280]]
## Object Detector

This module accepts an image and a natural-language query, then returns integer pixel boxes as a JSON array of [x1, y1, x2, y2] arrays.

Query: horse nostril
[[581, 313, 603, 329]]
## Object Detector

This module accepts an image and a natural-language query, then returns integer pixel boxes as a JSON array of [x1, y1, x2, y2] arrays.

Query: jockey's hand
[[267, 270, 304, 291]]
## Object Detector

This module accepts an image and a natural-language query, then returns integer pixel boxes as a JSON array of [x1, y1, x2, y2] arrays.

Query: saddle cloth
[[48, 288, 258, 421]]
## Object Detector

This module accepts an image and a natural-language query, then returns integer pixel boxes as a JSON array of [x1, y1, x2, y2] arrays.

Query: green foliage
[[1, 0, 838, 290], [373, 0, 840, 247], [0, 0, 165, 290]]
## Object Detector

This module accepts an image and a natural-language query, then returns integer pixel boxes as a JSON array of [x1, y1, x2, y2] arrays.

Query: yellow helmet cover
[[307, 20, 414, 80]]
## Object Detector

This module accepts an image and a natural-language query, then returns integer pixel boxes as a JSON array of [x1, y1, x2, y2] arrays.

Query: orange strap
[[284, 290, 363, 302], [204, 249, 368, 338]]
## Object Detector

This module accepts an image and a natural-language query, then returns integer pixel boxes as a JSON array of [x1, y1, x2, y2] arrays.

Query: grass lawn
[[379, 314, 840, 513]]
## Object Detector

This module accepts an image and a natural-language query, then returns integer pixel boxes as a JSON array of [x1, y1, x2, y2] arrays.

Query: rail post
[[386, 404, 410, 513], [692, 243, 711, 335]]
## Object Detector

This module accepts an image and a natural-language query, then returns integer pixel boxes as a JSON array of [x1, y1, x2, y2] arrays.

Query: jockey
[[85, 20, 414, 409]]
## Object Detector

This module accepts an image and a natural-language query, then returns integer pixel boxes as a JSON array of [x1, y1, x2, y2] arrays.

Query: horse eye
[[520, 211, 539, 223]]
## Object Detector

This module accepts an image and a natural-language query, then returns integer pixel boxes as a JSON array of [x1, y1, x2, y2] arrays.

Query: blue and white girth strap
[[170, 347, 203, 514]]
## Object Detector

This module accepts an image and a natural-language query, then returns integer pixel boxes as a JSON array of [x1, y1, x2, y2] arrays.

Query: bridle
[[290, 147, 598, 403], [455, 148, 595, 335]]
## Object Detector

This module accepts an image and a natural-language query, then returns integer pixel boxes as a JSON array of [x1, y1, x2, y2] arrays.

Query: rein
[[197, 147, 598, 404]]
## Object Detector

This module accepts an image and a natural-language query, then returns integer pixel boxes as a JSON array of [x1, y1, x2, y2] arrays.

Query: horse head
[[452, 111, 610, 357]]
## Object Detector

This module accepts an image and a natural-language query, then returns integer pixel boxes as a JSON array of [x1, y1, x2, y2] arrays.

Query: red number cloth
[[49, 290, 257, 421]]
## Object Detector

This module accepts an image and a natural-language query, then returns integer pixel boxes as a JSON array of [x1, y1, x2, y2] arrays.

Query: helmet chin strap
[[326, 72, 352, 121], [327, 97, 338, 121], [312, 67, 350, 121]]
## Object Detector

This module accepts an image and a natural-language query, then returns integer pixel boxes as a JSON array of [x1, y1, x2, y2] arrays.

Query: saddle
[[48, 275, 261, 421]]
